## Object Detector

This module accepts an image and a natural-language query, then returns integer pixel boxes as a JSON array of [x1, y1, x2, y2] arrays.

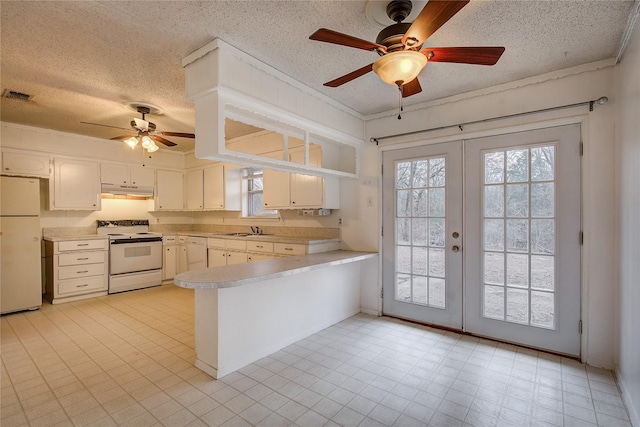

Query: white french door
[[381, 124, 582, 356], [382, 141, 463, 329], [464, 124, 581, 355]]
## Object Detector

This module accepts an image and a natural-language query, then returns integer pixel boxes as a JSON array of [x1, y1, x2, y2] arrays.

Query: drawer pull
[[284, 247, 293, 251], [77, 243, 89, 246], [256, 245, 263, 249], [77, 257, 89, 261], [77, 270, 89, 274], [77, 284, 89, 288]]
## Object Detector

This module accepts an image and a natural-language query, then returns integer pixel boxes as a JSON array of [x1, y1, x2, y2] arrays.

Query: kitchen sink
[[212, 233, 273, 237]]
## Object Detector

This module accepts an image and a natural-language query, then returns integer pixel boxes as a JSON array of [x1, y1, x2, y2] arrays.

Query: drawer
[[208, 238, 225, 249], [247, 241, 274, 253], [226, 239, 247, 251], [58, 263, 105, 280], [58, 239, 106, 252], [163, 235, 176, 244], [274, 243, 306, 256], [58, 276, 106, 296], [58, 251, 106, 266]]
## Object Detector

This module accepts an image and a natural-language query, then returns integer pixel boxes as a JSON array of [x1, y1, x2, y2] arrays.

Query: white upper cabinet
[[155, 170, 184, 210], [264, 147, 340, 209], [263, 169, 290, 209], [101, 164, 154, 187], [186, 169, 204, 210], [185, 164, 241, 211], [204, 164, 241, 211], [51, 158, 101, 210], [2, 151, 50, 178]]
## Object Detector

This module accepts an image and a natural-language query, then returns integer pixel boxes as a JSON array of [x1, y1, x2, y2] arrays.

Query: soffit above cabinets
[[183, 39, 363, 179]]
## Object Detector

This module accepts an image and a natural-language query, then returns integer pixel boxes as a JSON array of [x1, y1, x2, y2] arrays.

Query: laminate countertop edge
[[174, 250, 378, 290]]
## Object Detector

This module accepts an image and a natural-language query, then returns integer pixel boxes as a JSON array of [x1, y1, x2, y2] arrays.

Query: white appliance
[[185, 236, 208, 271], [96, 220, 163, 293], [1, 176, 42, 314]]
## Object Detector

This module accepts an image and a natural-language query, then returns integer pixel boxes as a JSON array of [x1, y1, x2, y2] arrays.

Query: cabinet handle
[[256, 245, 263, 248], [284, 247, 293, 251], [292, 201, 296, 204], [77, 270, 89, 274], [77, 284, 89, 288], [77, 243, 89, 246], [5, 167, 9, 170], [77, 257, 89, 260]]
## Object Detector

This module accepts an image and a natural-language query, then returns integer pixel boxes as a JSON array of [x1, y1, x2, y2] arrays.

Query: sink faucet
[[250, 226, 261, 235]]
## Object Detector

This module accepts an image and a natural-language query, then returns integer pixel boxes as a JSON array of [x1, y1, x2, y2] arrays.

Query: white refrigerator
[[1, 176, 42, 314]]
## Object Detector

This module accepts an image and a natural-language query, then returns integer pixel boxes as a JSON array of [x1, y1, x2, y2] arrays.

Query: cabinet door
[[290, 149, 324, 208], [101, 163, 128, 184], [52, 158, 100, 210], [208, 248, 227, 267], [203, 165, 224, 209], [248, 253, 273, 262], [2, 151, 50, 178], [186, 169, 204, 210], [156, 170, 184, 210], [163, 245, 177, 280], [263, 169, 291, 209], [177, 245, 188, 274], [226, 251, 248, 265], [130, 166, 154, 187]]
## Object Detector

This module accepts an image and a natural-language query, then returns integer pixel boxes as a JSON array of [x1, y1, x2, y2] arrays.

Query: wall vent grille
[[2, 89, 34, 102]]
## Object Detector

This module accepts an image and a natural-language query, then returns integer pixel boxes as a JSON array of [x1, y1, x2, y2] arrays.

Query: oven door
[[110, 240, 163, 275]]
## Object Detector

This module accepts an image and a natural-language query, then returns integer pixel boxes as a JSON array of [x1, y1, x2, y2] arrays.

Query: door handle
[[452, 245, 460, 252]]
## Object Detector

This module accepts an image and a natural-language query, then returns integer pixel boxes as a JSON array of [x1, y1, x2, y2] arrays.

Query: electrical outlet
[[338, 218, 343, 225]]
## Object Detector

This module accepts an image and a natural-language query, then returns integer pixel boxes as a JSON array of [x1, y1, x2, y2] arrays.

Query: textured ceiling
[[0, 0, 635, 152]]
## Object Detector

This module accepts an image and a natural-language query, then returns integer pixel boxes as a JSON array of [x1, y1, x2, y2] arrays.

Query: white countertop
[[43, 234, 108, 242], [171, 232, 340, 245], [174, 250, 377, 290]]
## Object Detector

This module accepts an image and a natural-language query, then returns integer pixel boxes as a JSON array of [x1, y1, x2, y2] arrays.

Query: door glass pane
[[481, 145, 557, 329], [394, 156, 447, 309]]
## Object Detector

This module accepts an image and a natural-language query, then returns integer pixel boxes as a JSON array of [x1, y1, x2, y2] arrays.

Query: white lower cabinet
[[177, 236, 188, 274], [163, 236, 177, 280], [44, 238, 108, 304], [207, 238, 248, 266]]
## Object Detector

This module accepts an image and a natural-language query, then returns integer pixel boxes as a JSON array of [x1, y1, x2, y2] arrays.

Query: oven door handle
[[111, 238, 163, 244]]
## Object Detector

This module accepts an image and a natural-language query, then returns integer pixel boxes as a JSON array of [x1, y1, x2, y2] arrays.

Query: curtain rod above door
[[369, 96, 608, 145]]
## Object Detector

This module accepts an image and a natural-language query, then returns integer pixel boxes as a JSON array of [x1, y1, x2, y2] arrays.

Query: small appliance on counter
[[96, 219, 163, 293], [1, 176, 42, 314]]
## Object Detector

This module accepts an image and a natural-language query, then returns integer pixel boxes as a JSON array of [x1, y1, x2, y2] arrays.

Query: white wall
[[614, 17, 640, 426], [339, 62, 619, 368]]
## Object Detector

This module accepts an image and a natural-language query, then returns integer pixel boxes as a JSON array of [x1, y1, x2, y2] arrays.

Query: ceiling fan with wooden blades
[[81, 104, 195, 150], [310, 0, 505, 99]]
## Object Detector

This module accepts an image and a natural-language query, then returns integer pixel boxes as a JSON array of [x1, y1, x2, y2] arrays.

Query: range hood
[[101, 183, 154, 197]]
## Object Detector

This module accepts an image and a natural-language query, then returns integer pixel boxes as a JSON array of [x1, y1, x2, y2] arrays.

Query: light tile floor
[[1, 285, 632, 427]]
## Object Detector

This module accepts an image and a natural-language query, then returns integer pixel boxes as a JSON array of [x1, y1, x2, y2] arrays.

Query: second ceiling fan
[[310, 0, 505, 98]]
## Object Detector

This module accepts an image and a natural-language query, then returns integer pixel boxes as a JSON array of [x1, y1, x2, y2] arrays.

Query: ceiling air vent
[[2, 89, 34, 102]]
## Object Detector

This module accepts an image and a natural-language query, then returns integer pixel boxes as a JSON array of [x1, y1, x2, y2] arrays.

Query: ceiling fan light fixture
[[146, 142, 160, 153], [124, 136, 139, 149], [373, 50, 427, 86], [141, 135, 155, 149]]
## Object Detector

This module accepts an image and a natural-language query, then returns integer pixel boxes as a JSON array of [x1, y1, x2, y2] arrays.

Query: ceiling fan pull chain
[[397, 83, 403, 120]]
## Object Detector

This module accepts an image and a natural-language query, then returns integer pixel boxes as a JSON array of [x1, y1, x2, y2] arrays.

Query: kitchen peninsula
[[174, 250, 377, 379]]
